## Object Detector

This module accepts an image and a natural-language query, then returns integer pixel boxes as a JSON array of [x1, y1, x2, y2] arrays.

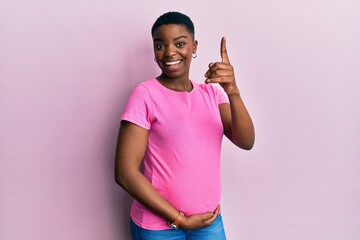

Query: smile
[[164, 60, 183, 67]]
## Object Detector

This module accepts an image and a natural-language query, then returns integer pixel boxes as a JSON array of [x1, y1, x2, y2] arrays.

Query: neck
[[157, 74, 192, 92]]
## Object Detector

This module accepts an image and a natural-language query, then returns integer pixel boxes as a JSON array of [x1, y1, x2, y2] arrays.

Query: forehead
[[152, 24, 192, 41]]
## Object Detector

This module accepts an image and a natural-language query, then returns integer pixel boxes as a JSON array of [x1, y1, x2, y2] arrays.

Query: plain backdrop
[[1, 0, 359, 239]]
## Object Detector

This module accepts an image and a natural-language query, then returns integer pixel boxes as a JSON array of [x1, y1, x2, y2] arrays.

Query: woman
[[115, 11, 255, 240]]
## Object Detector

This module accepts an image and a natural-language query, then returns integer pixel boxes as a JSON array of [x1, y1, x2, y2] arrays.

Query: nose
[[165, 45, 176, 57]]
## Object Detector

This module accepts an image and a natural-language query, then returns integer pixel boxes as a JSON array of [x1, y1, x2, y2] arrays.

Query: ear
[[192, 40, 198, 54]]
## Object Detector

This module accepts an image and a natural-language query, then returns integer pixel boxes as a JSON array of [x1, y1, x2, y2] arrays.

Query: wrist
[[226, 86, 240, 96], [227, 91, 241, 99], [168, 211, 184, 230]]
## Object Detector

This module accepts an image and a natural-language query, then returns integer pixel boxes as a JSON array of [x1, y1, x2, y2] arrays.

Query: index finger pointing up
[[221, 36, 230, 64]]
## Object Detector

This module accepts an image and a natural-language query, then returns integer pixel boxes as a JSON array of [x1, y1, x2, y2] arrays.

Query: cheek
[[181, 48, 192, 58], [154, 49, 163, 57], [154, 51, 160, 58]]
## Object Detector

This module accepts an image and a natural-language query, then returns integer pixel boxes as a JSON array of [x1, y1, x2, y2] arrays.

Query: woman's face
[[152, 24, 197, 80]]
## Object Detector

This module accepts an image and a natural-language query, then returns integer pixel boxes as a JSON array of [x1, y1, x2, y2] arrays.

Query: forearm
[[115, 121, 180, 223], [116, 170, 179, 222], [228, 93, 255, 150]]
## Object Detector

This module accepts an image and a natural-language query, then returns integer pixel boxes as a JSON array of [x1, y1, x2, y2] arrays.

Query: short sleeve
[[213, 85, 229, 105], [121, 85, 153, 130], [217, 88, 229, 105]]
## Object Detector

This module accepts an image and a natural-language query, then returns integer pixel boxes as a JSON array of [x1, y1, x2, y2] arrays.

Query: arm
[[205, 37, 255, 150], [219, 96, 255, 150], [114, 120, 220, 229]]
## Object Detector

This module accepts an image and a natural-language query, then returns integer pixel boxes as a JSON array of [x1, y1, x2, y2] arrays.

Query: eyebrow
[[153, 35, 188, 42]]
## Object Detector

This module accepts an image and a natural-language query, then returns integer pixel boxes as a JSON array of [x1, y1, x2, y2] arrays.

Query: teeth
[[165, 60, 181, 66]]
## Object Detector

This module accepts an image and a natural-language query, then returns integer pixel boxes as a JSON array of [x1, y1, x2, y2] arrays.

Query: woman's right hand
[[179, 205, 221, 230]]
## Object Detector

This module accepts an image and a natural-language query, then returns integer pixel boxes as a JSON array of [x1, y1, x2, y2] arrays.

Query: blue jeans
[[130, 214, 226, 240]]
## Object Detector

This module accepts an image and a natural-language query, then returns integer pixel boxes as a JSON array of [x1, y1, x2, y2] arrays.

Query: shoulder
[[137, 78, 157, 88], [125, 79, 159, 107], [194, 82, 229, 104], [134, 78, 156, 91], [130, 79, 157, 96], [195, 82, 223, 95]]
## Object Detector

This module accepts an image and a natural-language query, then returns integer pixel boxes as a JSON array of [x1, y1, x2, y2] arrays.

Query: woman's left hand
[[205, 37, 240, 96]]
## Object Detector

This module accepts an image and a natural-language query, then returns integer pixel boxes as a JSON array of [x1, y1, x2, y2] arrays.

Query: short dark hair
[[151, 11, 195, 39]]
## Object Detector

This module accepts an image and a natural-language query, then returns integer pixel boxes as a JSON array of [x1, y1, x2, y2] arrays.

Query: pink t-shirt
[[121, 78, 229, 230]]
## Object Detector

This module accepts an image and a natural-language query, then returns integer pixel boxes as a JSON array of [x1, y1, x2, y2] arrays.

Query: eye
[[176, 42, 186, 47], [154, 43, 164, 50]]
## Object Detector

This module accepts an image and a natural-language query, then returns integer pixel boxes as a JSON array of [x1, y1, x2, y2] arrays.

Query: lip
[[162, 59, 183, 69]]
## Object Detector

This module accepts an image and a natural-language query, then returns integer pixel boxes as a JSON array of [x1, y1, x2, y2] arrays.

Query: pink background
[[1, 1, 359, 239]]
